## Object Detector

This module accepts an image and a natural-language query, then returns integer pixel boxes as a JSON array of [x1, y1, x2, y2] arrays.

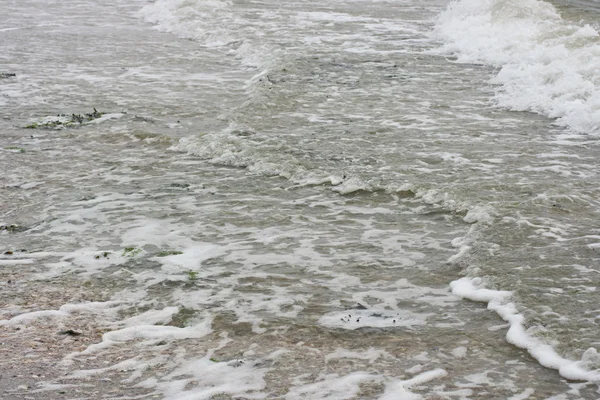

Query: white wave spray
[[432, 0, 600, 134]]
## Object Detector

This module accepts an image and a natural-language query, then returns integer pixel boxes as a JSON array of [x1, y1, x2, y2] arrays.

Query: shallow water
[[1, 0, 600, 398]]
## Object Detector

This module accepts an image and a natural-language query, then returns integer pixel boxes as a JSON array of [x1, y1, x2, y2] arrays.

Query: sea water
[[1, 0, 600, 398]]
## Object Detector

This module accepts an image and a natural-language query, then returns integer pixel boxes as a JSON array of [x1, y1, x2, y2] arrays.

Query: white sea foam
[[61, 313, 213, 368], [379, 369, 448, 400], [0, 300, 121, 326], [285, 372, 375, 400], [508, 388, 536, 400], [137, 0, 235, 47], [324, 348, 392, 364], [75, 321, 212, 355], [433, 0, 600, 134], [0, 259, 34, 265], [137, 0, 278, 71], [450, 277, 600, 382], [135, 339, 274, 400], [451, 346, 468, 358], [286, 368, 448, 400], [331, 176, 371, 194], [173, 130, 309, 180]]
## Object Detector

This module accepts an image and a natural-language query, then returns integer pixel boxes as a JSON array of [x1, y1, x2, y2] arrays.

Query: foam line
[[450, 277, 600, 382], [380, 369, 448, 400], [0, 301, 121, 326]]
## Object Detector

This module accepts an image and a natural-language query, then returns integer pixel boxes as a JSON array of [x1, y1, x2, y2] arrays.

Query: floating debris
[[169, 183, 190, 189], [321, 309, 429, 329], [0, 224, 26, 233], [94, 251, 111, 259], [227, 359, 245, 368], [156, 250, 183, 257], [24, 108, 105, 129]]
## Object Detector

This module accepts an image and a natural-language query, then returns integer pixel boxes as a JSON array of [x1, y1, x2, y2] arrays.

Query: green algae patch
[[187, 270, 199, 281], [122, 247, 142, 257]]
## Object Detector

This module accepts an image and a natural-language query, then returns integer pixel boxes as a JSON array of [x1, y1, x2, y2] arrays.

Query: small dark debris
[[58, 329, 82, 336], [169, 183, 190, 189], [86, 108, 102, 119], [4, 251, 13, 255], [95, 252, 110, 259], [133, 115, 154, 123], [356, 303, 367, 310], [232, 130, 253, 137], [0, 73, 16, 79], [227, 359, 245, 368]]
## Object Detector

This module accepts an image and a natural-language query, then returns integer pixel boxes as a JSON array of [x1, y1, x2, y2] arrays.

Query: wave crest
[[433, 0, 600, 134]]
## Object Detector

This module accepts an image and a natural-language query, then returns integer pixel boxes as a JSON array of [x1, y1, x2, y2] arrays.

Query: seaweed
[[187, 270, 199, 281], [0, 224, 27, 233], [122, 247, 142, 257], [24, 108, 105, 129], [156, 250, 183, 257]]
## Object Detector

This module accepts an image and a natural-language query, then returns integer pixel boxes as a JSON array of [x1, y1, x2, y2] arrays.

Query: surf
[[432, 0, 600, 134]]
